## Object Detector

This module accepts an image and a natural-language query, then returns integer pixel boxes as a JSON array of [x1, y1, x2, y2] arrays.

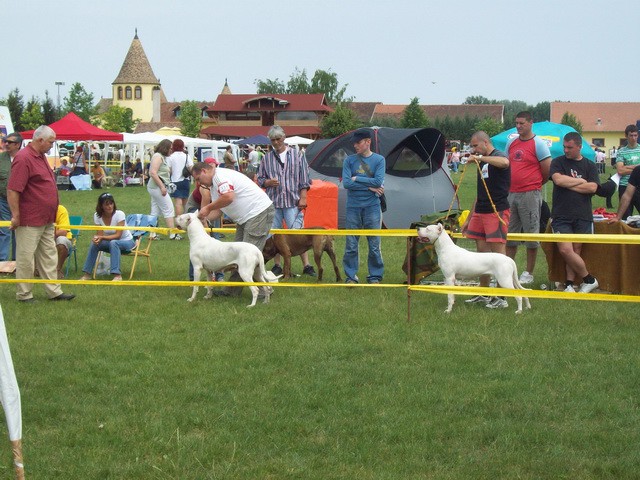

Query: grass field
[[0, 165, 638, 479]]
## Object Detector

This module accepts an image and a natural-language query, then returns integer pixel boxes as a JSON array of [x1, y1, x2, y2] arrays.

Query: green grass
[[0, 169, 637, 479]]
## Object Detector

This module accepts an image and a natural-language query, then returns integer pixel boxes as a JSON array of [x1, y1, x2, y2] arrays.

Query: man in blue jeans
[[341, 128, 385, 284], [0, 132, 22, 261]]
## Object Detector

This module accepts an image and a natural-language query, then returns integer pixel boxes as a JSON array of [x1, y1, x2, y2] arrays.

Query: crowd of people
[[2, 115, 639, 303]]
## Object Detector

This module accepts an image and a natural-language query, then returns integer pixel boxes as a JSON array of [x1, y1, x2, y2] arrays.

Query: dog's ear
[[437, 223, 443, 233]]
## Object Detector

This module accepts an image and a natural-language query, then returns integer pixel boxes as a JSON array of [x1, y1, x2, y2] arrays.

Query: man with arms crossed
[[505, 111, 551, 285], [463, 131, 511, 308], [615, 124, 640, 219], [341, 128, 385, 284], [550, 132, 600, 293]]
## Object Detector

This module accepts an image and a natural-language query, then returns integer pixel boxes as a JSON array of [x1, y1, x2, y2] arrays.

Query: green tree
[[320, 104, 360, 138], [256, 68, 351, 105], [286, 68, 311, 94], [531, 101, 551, 122], [310, 69, 351, 105], [62, 82, 98, 122], [42, 90, 57, 124], [255, 78, 286, 94], [179, 100, 202, 138], [6, 88, 24, 131], [100, 105, 138, 133], [463, 95, 497, 105], [560, 111, 583, 134], [473, 116, 504, 138], [21, 97, 45, 130], [401, 97, 429, 128]]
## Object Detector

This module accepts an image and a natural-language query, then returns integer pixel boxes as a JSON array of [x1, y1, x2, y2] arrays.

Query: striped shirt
[[256, 147, 311, 208], [616, 144, 640, 187]]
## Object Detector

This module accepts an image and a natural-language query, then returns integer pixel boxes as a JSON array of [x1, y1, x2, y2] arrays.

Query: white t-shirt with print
[[211, 168, 272, 225]]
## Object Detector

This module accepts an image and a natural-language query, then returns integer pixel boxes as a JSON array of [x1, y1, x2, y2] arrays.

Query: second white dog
[[176, 212, 280, 307], [417, 223, 531, 314]]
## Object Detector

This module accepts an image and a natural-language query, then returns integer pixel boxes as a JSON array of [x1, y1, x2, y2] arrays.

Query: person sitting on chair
[[91, 161, 106, 189], [55, 204, 73, 279], [79, 193, 136, 282]]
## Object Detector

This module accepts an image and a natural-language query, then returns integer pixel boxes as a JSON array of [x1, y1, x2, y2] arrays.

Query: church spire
[[113, 32, 159, 85], [221, 78, 232, 95]]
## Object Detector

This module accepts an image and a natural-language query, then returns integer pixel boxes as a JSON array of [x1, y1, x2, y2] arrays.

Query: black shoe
[[18, 298, 36, 303], [50, 293, 76, 301], [271, 264, 283, 276], [302, 265, 316, 276]]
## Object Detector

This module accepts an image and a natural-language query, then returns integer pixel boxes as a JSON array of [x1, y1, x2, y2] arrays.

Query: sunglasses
[[99, 193, 114, 200]]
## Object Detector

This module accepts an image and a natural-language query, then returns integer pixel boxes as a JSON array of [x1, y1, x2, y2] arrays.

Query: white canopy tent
[[285, 135, 314, 146]]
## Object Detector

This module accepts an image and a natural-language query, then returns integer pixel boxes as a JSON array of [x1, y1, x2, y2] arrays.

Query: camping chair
[[92, 214, 158, 280], [64, 215, 83, 277]]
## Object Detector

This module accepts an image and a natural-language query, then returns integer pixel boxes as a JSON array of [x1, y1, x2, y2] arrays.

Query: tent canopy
[[235, 134, 270, 146], [285, 135, 314, 146], [21, 112, 123, 141], [306, 127, 457, 229]]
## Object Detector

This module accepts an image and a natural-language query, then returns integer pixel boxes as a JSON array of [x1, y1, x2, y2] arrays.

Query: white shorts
[[56, 236, 72, 251]]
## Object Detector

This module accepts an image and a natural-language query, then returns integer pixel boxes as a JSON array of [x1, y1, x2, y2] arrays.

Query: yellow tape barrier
[[1, 221, 638, 244]]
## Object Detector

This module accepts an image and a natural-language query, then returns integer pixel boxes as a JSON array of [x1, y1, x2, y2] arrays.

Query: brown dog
[[263, 228, 342, 282]]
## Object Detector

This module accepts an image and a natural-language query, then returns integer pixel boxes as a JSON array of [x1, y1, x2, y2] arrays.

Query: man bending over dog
[[193, 161, 275, 297], [462, 131, 511, 309], [257, 125, 316, 277]]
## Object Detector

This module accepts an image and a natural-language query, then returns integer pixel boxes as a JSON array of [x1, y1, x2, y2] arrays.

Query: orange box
[[304, 179, 338, 229]]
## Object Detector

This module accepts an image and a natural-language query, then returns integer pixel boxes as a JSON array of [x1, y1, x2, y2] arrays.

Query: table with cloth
[[542, 221, 640, 295]]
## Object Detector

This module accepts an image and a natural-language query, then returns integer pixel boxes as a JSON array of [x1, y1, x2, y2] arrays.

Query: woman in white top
[[147, 139, 180, 239], [80, 193, 136, 281], [167, 138, 193, 216]]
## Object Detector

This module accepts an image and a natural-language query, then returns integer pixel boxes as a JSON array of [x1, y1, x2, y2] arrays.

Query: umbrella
[[491, 121, 596, 161], [0, 306, 23, 480], [285, 135, 313, 146]]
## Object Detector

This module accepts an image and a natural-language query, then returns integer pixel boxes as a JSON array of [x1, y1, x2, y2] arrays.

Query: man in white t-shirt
[[193, 160, 275, 296], [247, 145, 260, 169]]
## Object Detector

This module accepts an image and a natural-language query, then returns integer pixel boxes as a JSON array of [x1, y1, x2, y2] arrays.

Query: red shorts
[[465, 210, 510, 243]]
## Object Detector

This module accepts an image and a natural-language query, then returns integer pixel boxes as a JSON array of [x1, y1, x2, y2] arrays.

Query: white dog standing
[[176, 212, 280, 307], [417, 224, 531, 314]]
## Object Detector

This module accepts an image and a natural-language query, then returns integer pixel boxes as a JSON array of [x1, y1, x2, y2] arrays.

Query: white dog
[[176, 212, 281, 307], [417, 223, 531, 314]]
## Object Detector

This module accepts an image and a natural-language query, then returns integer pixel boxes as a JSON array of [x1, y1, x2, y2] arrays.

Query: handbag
[[181, 152, 191, 178], [359, 159, 387, 212]]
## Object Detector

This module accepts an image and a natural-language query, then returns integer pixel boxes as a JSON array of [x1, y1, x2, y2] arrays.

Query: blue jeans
[[0, 196, 12, 261], [343, 205, 384, 283], [272, 207, 304, 231], [82, 238, 136, 275]]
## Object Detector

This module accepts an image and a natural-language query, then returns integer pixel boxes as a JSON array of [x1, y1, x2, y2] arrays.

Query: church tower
[[112, 30, 166, 122]]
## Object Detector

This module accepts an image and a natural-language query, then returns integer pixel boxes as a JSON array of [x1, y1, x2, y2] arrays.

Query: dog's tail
[[256, 253, 282, 283], [263, 271, 282, 283], [511, 260, 531, 291]]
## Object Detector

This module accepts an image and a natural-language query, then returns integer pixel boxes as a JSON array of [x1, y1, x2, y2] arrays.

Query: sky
[[3, 0, 638, 108]]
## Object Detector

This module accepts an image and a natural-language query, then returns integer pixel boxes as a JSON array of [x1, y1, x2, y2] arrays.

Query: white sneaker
[[465, 295, 490, 304], [485, 297, 508, 309], [563, 285, 576, 293], [578, 278, 599, 293], [519, 271, 534, 284]]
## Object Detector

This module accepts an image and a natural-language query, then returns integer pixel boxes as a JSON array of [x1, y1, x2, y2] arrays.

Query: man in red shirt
[[7, 125, 75, 303], [505, 111, 552, 285]]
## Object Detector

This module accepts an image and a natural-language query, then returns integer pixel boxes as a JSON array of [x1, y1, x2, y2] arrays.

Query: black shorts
[[551, 217, 594, 234]]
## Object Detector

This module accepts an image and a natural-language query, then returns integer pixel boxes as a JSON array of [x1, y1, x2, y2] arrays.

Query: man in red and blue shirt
[[505, 111, 551, 285]]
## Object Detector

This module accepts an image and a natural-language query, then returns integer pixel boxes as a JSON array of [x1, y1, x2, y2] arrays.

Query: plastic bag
[[95, 255, 111, 276]]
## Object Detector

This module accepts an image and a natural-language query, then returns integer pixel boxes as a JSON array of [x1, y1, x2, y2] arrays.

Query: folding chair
[[64, 215, 83, 277], [92, 214, 158, 280]]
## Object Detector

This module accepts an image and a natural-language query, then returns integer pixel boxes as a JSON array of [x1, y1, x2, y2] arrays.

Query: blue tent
[[235, 134, 270, 146], [491, 121, 596, 161]]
